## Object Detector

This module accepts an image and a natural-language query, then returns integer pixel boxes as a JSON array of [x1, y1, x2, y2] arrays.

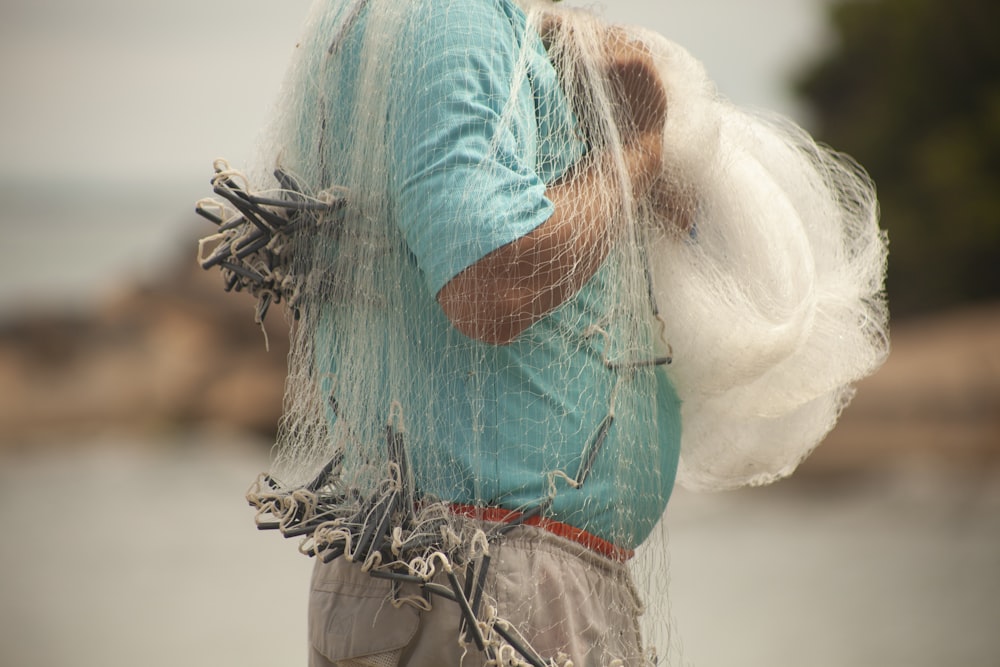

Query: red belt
[[447, 502, 635, 563]]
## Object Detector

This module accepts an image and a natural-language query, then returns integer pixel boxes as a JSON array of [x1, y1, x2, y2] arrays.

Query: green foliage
[[795, 0, 1000, 318]]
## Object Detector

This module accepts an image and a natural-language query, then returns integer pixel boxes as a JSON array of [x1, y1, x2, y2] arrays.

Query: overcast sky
[[0, 0, 832, 313], [0, 0, 831, 189]]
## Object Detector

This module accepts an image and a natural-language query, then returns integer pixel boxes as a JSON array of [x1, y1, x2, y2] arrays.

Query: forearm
[[437, 134, 662, 345]]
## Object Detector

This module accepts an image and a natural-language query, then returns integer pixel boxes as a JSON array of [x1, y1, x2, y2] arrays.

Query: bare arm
[[438, 33, 668, 345]]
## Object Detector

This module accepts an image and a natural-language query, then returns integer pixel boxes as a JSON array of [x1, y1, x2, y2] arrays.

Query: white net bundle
[[644, 29, 890, 490], [197, 0, 887, 664]]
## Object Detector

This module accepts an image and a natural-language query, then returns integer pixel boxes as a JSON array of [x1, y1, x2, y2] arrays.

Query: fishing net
[[196, 0, 888, 664]]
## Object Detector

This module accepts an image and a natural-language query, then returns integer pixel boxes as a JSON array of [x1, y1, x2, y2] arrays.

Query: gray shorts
[[308, 524, 647, 666]]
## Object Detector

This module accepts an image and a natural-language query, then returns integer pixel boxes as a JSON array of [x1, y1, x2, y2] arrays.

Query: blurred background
[[0, 0, 997, 665]]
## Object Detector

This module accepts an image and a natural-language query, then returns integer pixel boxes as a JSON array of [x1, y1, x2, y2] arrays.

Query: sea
[[0, 177, 204, 321], [1, 436, 998, 667]]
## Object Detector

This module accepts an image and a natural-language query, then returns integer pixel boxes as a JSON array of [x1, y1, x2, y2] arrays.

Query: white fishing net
[[647, 39, 889, 491], [196, 0, 888, 664]]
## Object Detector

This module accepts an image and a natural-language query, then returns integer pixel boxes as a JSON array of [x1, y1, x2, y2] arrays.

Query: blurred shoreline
[[0, 251, 289, 446], [798, 300, 1000, 477], [1, 248, 997, 478]]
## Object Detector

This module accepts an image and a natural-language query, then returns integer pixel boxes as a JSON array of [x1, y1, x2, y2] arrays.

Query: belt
[[447, 502, 635, 563]]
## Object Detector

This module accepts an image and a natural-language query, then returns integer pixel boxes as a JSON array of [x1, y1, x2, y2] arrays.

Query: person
[[242, 0, 686, 664], [201, 0, 887, 664]]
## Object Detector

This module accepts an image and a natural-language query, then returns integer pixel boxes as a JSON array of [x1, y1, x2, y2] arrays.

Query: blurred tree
[[795, 0, 1000, 318]]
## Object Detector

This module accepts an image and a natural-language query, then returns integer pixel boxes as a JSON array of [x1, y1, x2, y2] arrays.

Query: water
[[0, 179, 202, 320], [0, 436, 312, 667], [662, 471, 1000, 666], [1, 437, 997, 667]]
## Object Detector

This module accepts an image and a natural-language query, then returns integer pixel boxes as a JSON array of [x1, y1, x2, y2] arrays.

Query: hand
[[538, 16, 667, 142], [603, 30, 668, 141]]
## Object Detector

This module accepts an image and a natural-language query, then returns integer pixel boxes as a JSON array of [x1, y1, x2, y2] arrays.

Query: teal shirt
[[310, 0, 681, 548]]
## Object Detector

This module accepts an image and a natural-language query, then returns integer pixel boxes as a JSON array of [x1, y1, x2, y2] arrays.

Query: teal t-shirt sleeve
[[389, 0, 555, 297]]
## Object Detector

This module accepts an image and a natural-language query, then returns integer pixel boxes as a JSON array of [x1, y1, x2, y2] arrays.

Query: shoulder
[[401, 0, 528, 55]]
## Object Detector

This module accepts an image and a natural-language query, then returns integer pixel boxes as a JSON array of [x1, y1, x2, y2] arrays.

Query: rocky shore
[[0, 255, 289, 444], [1, 253, 997, 475], [804, 301, 1000, 476]]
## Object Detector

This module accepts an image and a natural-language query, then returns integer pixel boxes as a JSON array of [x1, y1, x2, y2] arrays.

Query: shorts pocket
[[309, 558, 420, 663]]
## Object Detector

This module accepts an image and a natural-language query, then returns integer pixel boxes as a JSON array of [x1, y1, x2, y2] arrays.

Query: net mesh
[[196, 0, 888, 664]]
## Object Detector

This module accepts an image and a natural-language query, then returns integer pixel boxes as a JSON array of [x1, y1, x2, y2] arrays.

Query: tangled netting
[[647, 41, 889, 491], [243, 410, 640, 667], [197, 0, 888, 664]]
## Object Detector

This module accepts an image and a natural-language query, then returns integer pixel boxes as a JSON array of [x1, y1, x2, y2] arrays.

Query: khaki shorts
[[308, 524, 646, 667]]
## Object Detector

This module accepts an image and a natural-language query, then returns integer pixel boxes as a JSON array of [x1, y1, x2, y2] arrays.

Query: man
[[252, 0, 686, 664], [205, 0, 887, 663]]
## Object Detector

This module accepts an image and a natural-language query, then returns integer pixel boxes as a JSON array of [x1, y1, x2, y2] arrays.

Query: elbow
[[438, 294, 525, 346], [437, 250, 554, 345], [455, 322, 520, 346]]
